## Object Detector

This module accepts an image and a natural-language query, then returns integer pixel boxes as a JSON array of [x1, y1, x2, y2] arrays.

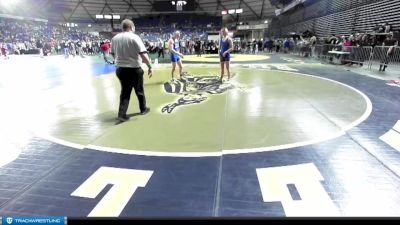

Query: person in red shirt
[[1, 43, 9, 59], [100, 40, 110, 52], [100, 40, 114, 64]]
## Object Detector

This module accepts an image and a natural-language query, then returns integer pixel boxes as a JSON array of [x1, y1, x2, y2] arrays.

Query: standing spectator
[[310, 35, 317, 57], [194, 38, 202, 57], [379, 35, 398, 72], [258, 40, 263, 53], [1, 43, 9, 59], [69, 40, 76, 57], [157, 39, 164, 59], [100, 40, 112, 63], [36, 39, 44, 57], [384, 23, 392, 33], [283, 38, 290, 53]]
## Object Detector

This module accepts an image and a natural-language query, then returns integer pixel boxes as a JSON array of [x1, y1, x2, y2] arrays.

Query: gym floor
[[0, 53, 399, 217]]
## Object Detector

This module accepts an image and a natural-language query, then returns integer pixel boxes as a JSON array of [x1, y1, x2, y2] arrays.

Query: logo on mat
[[162, 74, 236, 113], [6, 217, 13, 224]]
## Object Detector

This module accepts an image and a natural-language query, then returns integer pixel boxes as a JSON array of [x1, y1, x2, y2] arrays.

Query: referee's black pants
[[116, 67, 146, 117]]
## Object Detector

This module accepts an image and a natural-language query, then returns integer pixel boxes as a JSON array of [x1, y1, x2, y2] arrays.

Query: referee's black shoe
[[141, 107, 150, 115], [117, 115, 129, 122]]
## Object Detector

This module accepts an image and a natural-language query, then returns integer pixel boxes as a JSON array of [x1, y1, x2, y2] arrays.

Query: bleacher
[[270, 0, 400, 38], [355, 0, 400, 33]]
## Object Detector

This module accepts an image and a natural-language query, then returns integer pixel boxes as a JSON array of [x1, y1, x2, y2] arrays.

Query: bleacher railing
[[369, 46, 400, 71], [342, 46, 373, 66], [289, 44, 399, 72]]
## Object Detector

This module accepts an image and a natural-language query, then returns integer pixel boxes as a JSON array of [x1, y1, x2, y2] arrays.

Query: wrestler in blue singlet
[[170, 38, 181, 62], [219, 37, 231, 62]]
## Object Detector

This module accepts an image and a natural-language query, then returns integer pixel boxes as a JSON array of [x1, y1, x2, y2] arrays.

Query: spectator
[[379, 35, 398, 71]]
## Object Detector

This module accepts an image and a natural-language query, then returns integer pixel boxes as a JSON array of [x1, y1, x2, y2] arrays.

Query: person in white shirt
[[111, 19, 153, 122]]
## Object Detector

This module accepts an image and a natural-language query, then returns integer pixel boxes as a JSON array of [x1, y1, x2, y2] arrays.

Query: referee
[[111, 19, 153, 122]]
